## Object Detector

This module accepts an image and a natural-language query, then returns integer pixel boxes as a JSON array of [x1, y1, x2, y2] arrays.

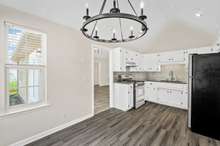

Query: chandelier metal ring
[[81, 0, 148, 43], [81, 13, 148, 43]]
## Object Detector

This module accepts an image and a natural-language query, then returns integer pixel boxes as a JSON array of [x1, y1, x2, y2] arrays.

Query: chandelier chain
[[117, 0, 124, 41], [128, 0, 138, 16]]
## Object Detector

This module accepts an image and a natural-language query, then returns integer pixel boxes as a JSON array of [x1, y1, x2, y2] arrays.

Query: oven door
[[135, 84, 145, 108]]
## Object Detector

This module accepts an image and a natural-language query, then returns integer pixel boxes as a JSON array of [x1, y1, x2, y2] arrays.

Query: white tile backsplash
[[147, 64, 187, 82], [114, 64, 187, 83]]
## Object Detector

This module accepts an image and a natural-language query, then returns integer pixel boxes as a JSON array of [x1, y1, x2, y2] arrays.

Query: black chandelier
[[81, 0, 148, 43]]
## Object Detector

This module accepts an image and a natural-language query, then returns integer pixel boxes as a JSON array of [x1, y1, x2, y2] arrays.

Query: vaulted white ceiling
[[0, 0, 219, 52]]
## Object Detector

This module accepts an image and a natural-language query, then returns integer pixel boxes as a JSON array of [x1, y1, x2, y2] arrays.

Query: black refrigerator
[[188, 53, 220, 140]]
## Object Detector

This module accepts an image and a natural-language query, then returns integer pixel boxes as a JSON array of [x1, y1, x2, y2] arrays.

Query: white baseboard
[[10, 113, 93, 146]]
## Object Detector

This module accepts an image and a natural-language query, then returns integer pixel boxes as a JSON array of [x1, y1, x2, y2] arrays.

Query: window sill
[[0, 103, 50, 118]]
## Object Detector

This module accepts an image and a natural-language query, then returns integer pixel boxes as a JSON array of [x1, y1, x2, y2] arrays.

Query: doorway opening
[[92, 45, 110, 115]]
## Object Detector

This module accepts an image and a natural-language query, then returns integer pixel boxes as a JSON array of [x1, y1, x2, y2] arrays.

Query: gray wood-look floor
[[94, 85, 109, 114], [27, 103, 220, 146]]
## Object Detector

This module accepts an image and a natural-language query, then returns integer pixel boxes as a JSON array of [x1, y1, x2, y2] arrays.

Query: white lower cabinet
[[144, 82, 158, 102], [114, 83, 134, 111], [145, 82, 188, 110]]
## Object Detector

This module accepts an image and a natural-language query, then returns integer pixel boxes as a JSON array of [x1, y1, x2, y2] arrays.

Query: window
[[5, 22, 47, 111]]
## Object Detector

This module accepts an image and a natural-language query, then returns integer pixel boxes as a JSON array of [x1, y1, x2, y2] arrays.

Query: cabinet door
[[172, 50, 185, 63], [114, 83, 133, 111], [144, 85, 150, 101], [128, 85, 134, 109], [157, 88, 170, 105], [169, 89, 186, 109], [125, 50, 136, 63], [147, 84, 158, 102], [158, 52, 170, 64], [158, 51, 185, 64], [196, 47, 218, 54], [112, 48, 126, 71], [135, 52, 140, 66], [214, 42, 220, 51], [144, 54, 160, 72], [138, 54, 145, 72]]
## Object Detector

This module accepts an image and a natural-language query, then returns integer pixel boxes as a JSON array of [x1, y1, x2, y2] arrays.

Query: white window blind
[[6, 23, 46, 65], [5, 22, 47, 110]]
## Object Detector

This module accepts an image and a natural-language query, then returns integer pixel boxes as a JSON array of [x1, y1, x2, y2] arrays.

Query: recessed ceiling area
[[0, 0, 219, 52]]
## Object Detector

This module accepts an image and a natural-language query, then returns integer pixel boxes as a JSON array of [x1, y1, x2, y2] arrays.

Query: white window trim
[[3, 21, 48, 115], [0, 103, 50, 117]]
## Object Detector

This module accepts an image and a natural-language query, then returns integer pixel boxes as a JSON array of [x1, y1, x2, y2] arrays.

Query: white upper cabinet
[[196, 47, 219, 54], [125, 50, 140, 72], [111, 46, 220, 72], [111, 48, 126, 72], [186, 47, 220, 55], [137, 54, 145, 72], [158, 50, 185, 64], [213, 38, 220, 49], [125, 50, 139, 64], [143, 54, 160, 72]]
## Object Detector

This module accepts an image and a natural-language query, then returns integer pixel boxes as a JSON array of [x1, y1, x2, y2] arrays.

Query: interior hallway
[[94, 85, 109, 114]]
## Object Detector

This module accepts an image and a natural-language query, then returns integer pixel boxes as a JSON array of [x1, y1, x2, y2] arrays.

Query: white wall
[[0, 5, 92, 146]]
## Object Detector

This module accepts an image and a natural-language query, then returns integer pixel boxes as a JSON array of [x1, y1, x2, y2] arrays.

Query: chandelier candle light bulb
[[86, 3, 89, 16], [95, 27, 98, 35], [83, 3, 90, 20], [113, 29, 116, 37], [112, 29, 117, 41], [94, 27, 99, 39], [140, 1, 144, 15], [113, 0, 116, 8], [130, 26, 134, 34], [129, 26, 135, 39]]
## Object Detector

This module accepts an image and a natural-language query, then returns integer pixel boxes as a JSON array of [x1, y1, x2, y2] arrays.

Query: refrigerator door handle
[[188, 54, 193, 128]]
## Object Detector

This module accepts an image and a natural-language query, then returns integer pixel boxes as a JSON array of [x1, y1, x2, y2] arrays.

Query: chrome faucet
[[169, 70, 176, 81]]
